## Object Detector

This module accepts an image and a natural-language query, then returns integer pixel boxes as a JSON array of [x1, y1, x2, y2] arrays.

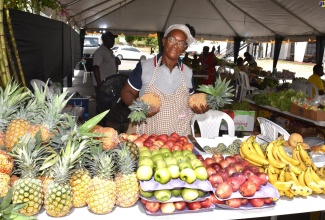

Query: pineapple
[[189, 76, 235, 112], [94, 126, 120, 150], [128, 93, 161, 123], [10, 174, 19, 187], [114, 145, 139, 207], [10, 133, 48, 216], [69, 166, 91, 208], [86, 147, 116, 214], [0, 149, 14, 175], [0, 81, 30, 150], [0, 173, 11, 197], [121, 141, 139, 161], [42, 139, 89, 217]]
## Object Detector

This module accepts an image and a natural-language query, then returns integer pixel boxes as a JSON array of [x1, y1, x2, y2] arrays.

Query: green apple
[[154, 159, 167, 171], [154, 189, 172, 202], [185, 153, 197, 161], [140, 188, 154, 198], [138, 157, 154, 168], [165, 157, 178, 166], [181, 188, 199, 201], [180, 168, 197, 184], [194, 166, 208, 181], [198, 189, 206, 197], [159, 148, 171, 154], [182, 149, 192, 156], [139, 146, 150, 152], [139, 150, 152, 158], [178, 161, 193, 170], [171, 188, 182, 197], [172, 150, 182, 157], [167, 164, 180, 179], [174, 155, 186, 164], [151, 149, 161, 156], [190, 158, 203, 169], [136, 165, 153, 181], [151, 154, 164, 162], [154, 167, 171, 184], [162, 152, 172, 159]]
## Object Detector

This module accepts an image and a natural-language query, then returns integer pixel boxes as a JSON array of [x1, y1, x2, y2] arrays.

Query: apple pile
[[196, 153, 278, 208], [128, 132, 195, 152], [140, 198, 214, 214], [136, 147, 208, 184]]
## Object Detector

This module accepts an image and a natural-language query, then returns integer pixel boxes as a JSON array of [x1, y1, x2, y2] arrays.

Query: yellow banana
[[253, 140, 265, 158], [265, 142, 286, 169], [246, 136, 258, 154], [304, 167, 324, 194], [298, 170, 307, 187], [292, 146, 307, 170], [278, 168, 286, 182], [289, 167, 301, 186], [272, 181, 293, 191], [301, 186, 313, 197], [290, 182, 303, 196], [243, 157, 264, 167], [240, 141, 269, 166], [298, 144, 314, 166], [284, 189, 295, 198], [284, 167, 292, 182], [277, 144, 300, 166], [283, 167, 301, 195], [266, 167, 278, 184], [278, 190, 286, 197], [273, 145, 302, 175], [287, 164, 303, 175], [309, 167, 325, 188]]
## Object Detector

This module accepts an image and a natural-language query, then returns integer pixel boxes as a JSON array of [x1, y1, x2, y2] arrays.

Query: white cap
[[164, 24, 196, 45]]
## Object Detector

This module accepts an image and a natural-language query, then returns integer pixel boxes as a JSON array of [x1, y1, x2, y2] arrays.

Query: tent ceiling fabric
[[60, 0, 325, 42]]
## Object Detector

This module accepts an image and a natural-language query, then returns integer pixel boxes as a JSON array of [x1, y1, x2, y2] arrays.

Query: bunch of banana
[[239, 135, 269, 167]]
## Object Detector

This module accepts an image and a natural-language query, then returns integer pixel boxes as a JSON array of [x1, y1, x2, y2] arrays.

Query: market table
[[36, 195, 325, 220]]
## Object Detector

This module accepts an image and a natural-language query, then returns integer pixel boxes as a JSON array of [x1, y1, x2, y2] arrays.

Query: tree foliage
[[4, 0, 61, 14]]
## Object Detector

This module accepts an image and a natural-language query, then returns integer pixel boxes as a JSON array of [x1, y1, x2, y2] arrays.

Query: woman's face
[[162, 29, 188, 60]]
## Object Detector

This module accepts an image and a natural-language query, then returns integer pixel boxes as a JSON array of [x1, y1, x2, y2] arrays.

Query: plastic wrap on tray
[[213, 182, 280, 200], [216, 200, 276, 210], [139, 201, 215, 215], [140, 177, 214, 191], [140, 191, 210, 203]]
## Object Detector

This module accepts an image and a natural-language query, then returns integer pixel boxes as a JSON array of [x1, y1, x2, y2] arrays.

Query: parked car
[[83, 35, 101, 58], [112, 45, 152, 60]]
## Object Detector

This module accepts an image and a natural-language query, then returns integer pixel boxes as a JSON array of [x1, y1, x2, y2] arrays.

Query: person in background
[[115, 57, 121, 73], [199, 46, 217, 84], [191, 54, 200, 71], [243, 51, 257, 67], [92, 31, 118, 117], [120, 23, 208, 135], [236, 57, 249, 73], [182, 52, 192, 67], [308, 64, 325, 97]]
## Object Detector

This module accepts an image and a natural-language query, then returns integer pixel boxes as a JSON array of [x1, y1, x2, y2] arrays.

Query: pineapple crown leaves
[[0, 187, 36, 220], [197, 76, 235, 110], [114, 144, 136, 175], [9, 132, 49, 179], [85, 146, 116, 179], [128, 99, 148, 123], [41, 139, 90, 183]]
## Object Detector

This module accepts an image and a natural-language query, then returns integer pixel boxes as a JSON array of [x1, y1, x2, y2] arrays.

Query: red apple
[[187, 201, 201, 210], [233, 154, 243, 161], [208, 192, 225, 204], [249, 198, 265, 207], [178, 136, 188, 143], [212, 153, 224, 163], [140, 198, 147, 205], [201, 161, 208, 169], [225, 166, 237, 176], [256, 172, 269, 186], [200, 198, 211, 208], [232, 161, 246, 172], [145, 201, 160, 213], [215, 182, 233, 199], [230, 172, 247, 185], [182, 143, 194, 151], [218, 170, 230, 181], [141, 134, 149, 139], [156, 134, 168, 142], [196, 155, 204, 160], [209, 163, 222, 172], [205, 158, 216, 165], [160, 144, 171, 149], [242, 159, 251, 167], [175, 140, 184, 146], [225, 177, 243, 192], [208, 173, 224, 188], [165, 140, 175, 148], [171, 145, 182, 152], [170, 132, 180, 139], [149, 145, 160, 152], [242, 167, 255, 178], [167, 137, 178, 142], [247, 175, 263, 191], [126, 133, 139, 141], [147, 136, 157, 143], [248, 166, 260, 174], [239, 180, 257, 197], [225, 198, 242, 208], [219, 160, 230, 169], [160, 202, 176, 213], [264, 197, 273, 204], [174, 201, 187, 210], [206, 166, 217, 177], [153, 139, 165, 147], [143, 139, 153, 147], [241, 198, 249, 205], [225, 156, 237, 165]]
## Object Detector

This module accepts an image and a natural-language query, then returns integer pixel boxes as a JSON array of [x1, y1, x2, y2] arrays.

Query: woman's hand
[[191, 104, 210, 114]]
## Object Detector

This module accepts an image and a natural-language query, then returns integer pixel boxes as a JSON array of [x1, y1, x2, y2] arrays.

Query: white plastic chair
[[305, 81, 319, 99], [239, 71, 258, 101], [30, 79, 54, 95], [191, 110, 235, 138], [257, 117, 290, 142]]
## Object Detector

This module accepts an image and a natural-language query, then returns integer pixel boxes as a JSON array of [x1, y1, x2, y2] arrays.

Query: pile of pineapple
[[0, 81, 141, 218]]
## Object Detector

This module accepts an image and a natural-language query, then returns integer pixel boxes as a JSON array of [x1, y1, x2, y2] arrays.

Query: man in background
[[308, 64, 325, 97]]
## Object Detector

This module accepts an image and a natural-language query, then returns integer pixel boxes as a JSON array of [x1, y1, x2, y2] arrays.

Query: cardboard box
[[221, 110, 256, 131], [288, 124, 318, 138], [67, 97, 89, 115], [309, 110, 325, 121], [290, 103, 304, 117]]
